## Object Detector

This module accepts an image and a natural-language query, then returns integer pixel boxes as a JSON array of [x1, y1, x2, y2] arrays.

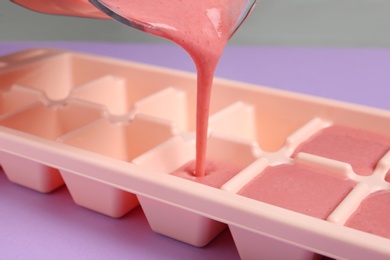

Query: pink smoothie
[[96, 0, 252, 176], [293, 125, 390, 176], [238, 164, 356, 219], [345, 191, 390, 239], [171, 159, 242, 188]]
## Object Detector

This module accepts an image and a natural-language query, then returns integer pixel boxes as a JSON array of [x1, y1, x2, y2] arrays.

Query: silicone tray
[[1, 48, 390, 259]]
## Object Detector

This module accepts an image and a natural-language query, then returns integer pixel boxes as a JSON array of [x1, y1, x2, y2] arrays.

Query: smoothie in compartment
[[171, 159, 243, 188], [345, 190, 390, 239], [292, 125, 390, 176], [238, 163, 356, 219]]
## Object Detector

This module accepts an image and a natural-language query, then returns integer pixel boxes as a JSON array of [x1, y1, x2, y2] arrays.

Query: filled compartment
[[237, 162, 356, 220], [345, 190, 390, 239], [132, 133, 259, 247], [292, 125, 390, 176], [222, 152, 357, 260]]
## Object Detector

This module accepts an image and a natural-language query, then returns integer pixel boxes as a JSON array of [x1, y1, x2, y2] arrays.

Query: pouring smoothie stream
[[89, 0, 257, 176], [11, 0, 257, 177]]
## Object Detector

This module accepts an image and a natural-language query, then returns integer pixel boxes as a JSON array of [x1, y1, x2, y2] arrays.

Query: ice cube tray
[[1, 48, 390, 259]]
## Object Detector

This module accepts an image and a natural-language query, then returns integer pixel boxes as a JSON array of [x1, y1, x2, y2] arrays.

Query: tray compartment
[[131, 87, 189, 131], [227, 158, 356, 259], [133, 133, 259, 247], [209, 101, 257, 140], [220, 122, 361, 259], [292, 125, 390, 176], [0, 100, 102, 192], [0, 54, 79, 101], [345, 190, 390, 239], [71, 75, 131, 116], [236, 162, 356, 220], [0, 151, 64, 193], [58, 169, 139, 218], [228, 224, 323, 260], [0, 85, 42, 118], [58, 114, 177, 217]]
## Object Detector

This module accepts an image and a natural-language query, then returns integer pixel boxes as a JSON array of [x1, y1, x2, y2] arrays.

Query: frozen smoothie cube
[[238, 164, 356, 219], [293, 125, 390, 176], [171, 159, 243, 188], [345, 190, 390, 239]]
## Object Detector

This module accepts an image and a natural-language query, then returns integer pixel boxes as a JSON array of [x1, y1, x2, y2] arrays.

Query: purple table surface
[[0, 42, 389, 259]]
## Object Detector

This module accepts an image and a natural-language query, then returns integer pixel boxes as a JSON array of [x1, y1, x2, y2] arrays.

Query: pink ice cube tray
[[1, 48, 390, 259]]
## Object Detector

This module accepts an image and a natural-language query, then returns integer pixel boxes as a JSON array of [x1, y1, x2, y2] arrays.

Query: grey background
[[0, 0, 389, 47]]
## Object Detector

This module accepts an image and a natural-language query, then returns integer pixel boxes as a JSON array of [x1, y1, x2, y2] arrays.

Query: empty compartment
[[59, 114, 178, 162], [71, 75, 131, 116], [58, 115, 177, 217], [0, 85, 42, 117], [132, 87, 188, 131], [0, 100, 102, 139], [0, 54, 77, 101], [1, 51, 196, 102], [345, 190, 390, 239], [72, 77, 189, 129], [70, 53, 198, 121], [209, 101, 257, 140], [0, 100, 102, 192], [292, 125, 390, 176], [133, 133, 259, 247]]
